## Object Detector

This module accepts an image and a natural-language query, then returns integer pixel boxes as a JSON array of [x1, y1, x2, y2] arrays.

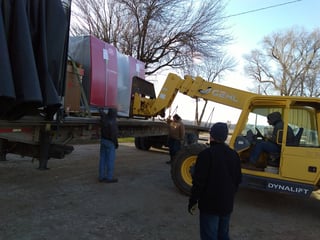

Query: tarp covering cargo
[[0, 0, 71, 120]]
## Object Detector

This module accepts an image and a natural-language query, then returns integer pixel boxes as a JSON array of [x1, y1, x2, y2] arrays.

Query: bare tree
[[70, 0, 231, 75], [244, 27, 320, 96], [181, 54, 236, 125]]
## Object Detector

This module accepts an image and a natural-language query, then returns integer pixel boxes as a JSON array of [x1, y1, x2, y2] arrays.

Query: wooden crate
[[64, 62, 84, 113]]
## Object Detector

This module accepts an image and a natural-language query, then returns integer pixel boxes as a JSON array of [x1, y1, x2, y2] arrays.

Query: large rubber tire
[[134, 137, 142, 150], [171, 143, 208, 195], [134, 137, 152, 151]]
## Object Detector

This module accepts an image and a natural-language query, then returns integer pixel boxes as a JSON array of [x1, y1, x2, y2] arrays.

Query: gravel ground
[[1, 142, 320, 240]]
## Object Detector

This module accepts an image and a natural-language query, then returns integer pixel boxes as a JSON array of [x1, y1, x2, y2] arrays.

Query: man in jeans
[[188, 122, 242, 240], [98, 108, 119, 183]]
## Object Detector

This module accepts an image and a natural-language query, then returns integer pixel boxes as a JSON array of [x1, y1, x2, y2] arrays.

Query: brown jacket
[[167, 118, 185, 140]]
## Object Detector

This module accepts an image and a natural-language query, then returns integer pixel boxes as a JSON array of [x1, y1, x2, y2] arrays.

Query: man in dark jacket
[[188, 122, 242, 240], [98, 108, 119, 183], [247, 111, 295, 169]]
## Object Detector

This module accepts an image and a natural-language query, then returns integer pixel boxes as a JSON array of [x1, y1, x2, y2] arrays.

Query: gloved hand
[[188, 200, 197, 215]]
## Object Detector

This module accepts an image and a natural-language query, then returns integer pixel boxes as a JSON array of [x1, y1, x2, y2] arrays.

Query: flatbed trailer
[[0, 116, 208, 168]]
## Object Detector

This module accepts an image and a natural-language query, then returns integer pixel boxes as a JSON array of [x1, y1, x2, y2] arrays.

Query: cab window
[[288, 108, 319, 147]]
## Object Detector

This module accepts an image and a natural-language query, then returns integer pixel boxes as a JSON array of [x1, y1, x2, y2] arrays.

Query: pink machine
[[68, 35, 145, 116]]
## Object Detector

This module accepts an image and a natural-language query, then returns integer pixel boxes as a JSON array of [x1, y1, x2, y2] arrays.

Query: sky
[[224, 0, 319, 87], [156, 0, 320, 124]]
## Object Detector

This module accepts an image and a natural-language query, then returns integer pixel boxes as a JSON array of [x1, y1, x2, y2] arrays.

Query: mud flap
[[38, 128, 51, 170], [0, 139, 8, 161]]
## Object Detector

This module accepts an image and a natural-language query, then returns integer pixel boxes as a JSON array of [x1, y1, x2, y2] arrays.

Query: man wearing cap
[[188, 122, 242, 240]]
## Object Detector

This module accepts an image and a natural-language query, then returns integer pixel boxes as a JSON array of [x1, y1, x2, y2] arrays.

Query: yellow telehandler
[[132, 73, 320, 197]]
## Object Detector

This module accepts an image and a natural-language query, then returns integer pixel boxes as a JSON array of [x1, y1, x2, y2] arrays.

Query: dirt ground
[[1, 142, 320, 240]]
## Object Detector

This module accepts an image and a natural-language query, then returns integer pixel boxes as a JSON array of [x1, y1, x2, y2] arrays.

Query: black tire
[[134, 137, 142, 150], [140, 137, 152, 150], [171, 143, 208, 195], [150, 135, 168, 149], [134, 137, 151, 151]]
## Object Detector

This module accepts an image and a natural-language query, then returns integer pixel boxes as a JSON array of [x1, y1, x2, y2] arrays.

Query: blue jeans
[[200, 212, 231, 240], [99, 138, 116, 180], [249, 140, 280, 164], [168, 137, 181, 160]]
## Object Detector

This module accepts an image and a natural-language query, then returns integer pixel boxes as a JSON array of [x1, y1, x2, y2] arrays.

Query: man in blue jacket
[[188, 122, 242, 240]]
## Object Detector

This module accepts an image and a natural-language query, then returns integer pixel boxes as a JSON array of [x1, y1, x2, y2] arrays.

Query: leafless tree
[[181, 54, 236, 125], [70, 0, 231, 75], [244, 27, 320, 96]]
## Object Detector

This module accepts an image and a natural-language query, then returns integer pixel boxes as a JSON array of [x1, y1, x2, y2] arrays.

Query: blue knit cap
[[210, 122, 228, 142]]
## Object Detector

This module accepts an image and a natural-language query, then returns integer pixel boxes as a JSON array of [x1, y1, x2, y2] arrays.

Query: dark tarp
[[0, 0, 71, 120]]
